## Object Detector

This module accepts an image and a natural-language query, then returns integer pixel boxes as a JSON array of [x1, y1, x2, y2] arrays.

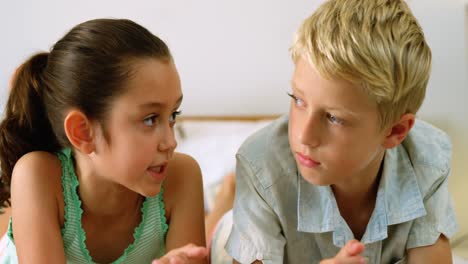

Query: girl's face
[[91, 58, 182, 197], [288, 57, 387, 189]]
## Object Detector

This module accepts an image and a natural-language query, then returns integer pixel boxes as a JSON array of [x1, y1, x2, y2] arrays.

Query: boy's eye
[[143, 115, 157, 127], [326, 113, 344, 125], [170, 110, 182, 123], [287, 92, 305, 107]]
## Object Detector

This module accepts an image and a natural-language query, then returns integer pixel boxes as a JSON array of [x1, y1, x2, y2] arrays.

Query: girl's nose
[[158, 125, 177, 152]]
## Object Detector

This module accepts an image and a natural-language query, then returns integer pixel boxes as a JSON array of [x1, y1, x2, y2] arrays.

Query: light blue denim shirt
[[225, 115, 458, 264]]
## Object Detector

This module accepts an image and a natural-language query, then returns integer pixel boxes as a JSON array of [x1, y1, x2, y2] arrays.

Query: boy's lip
[[296, 152, 321, 168]]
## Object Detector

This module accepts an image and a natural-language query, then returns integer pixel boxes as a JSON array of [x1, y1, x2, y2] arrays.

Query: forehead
[[292, 58, 376, 113], [115, 58, 182, 108]]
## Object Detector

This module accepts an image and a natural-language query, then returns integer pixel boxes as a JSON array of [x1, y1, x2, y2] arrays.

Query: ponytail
[[0, 53, 60, 210], [1, 19, 174, 210]]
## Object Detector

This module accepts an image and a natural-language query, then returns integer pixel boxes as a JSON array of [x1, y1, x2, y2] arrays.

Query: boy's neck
[[332, 151, 384, 208], [331, 151, 385, 240]]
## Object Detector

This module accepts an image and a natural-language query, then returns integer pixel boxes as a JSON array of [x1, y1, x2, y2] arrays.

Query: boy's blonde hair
[[291, 0, 431, 128]]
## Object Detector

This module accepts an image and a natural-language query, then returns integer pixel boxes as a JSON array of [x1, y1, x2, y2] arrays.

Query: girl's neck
[[73, 151, 143, 217]]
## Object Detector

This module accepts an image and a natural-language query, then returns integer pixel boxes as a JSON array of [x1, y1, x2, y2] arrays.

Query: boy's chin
[[298, 167, 331, 186]]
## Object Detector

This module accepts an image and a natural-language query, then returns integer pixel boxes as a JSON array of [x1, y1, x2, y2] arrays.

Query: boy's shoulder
[[389, 119, 453, 203], [402, 119, 452, 173], [238, 115, 289, 155], [236, 115, 296, 189]]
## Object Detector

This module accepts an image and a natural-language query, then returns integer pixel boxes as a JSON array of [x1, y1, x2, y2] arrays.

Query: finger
[[338, 256, 367, 264], [320, 256, 367, 264], [152, 252, 187, 264], [339, 240, 365, 257], [152, 258, 170, 264], [184, 246, 208, 258], [169, 254, 189, 264], [175, 243, 208, 259]]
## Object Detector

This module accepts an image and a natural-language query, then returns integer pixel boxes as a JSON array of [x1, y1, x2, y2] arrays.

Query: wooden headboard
[[179, 115, 281, 122]]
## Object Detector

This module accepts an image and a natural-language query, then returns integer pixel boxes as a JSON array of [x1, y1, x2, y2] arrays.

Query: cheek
[[328, 142, 381, 173], [321, 135, 364, 165], [110, 131, 152, 160], [288, 110, 302, 141]]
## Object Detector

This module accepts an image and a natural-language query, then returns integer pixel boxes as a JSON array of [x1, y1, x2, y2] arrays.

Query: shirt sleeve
[[225, 153, 285, 264], [406, 169, 459, 249]]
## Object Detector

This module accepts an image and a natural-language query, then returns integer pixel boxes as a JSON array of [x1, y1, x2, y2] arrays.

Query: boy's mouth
[[296, 152, 321, 168]]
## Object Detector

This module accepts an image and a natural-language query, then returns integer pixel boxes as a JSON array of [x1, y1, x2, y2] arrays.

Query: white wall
[[0, 0, 321, 116], [0, 0, 466, 118], [0, 0, 467, 242]]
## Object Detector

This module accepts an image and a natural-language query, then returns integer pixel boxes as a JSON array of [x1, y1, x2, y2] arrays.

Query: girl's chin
[[139, 185, 162, 198]]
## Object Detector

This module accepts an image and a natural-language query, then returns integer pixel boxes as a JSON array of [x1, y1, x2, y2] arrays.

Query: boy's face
[[288, 57, 387, 188]]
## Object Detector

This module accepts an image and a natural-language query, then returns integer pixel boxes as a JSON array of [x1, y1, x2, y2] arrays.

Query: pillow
[[175, 119, 272, 211]]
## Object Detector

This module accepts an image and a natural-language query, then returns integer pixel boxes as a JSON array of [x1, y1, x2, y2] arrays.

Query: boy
[[225, 0, 458, 263]]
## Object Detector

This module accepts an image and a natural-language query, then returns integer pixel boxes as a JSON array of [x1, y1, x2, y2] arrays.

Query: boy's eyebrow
[[327, 107, 359, 117], [290, 81, 305, 95], [290, 81, 359, 117], [138, 95, 183, 109]]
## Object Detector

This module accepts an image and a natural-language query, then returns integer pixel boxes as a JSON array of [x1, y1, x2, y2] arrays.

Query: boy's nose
[[298, 116, 321, 147]]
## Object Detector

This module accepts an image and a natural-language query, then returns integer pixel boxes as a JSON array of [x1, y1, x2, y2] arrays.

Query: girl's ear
[[382, 113, 415, 149], [64, 110, 95, 154]]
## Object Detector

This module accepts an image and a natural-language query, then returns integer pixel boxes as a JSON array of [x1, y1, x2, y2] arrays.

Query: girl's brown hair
[[0, 19, 172, 210]]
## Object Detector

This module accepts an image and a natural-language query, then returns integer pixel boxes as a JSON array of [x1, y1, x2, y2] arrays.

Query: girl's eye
[[326, 113, 344, 125], [143, 115, 157, 127], [170, 110, 182, 123], [287, 92, 305, 107]]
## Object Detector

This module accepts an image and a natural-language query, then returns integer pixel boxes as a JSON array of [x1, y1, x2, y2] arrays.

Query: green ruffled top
[[4, 148, 168, 263]]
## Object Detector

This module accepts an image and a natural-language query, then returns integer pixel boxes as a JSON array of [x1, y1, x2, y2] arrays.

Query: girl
[[0, 18, 207, 264]]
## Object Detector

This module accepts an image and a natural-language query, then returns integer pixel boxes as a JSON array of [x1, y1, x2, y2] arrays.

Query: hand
[[320, 239, 367, 264], [152, 243, 208, 264]]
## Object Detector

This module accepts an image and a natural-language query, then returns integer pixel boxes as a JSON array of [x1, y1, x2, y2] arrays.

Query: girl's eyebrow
[[138, 95, 183, 109]]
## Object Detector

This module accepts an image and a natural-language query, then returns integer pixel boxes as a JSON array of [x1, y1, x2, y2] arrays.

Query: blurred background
[[0, 0, 467, 257]]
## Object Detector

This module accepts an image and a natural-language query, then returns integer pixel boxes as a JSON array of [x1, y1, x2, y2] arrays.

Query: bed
[[175, 115, 277, 212]]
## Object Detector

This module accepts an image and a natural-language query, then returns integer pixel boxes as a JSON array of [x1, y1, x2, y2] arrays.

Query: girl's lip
[[147, 163, 167, 181], [296, 152, 321, 168]]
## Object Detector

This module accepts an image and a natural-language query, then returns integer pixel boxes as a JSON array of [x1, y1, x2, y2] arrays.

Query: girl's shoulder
[[11, 151, 64, 219], [165, 152, 202, 189], [160, 153, 206, 249], [164, 152, 202, 191], [162, 152, 203, 214], [12, 151, 62, 183], [167, 152, 201, 174], [9, 151, 67, 261], [12, 151, 63, 186]]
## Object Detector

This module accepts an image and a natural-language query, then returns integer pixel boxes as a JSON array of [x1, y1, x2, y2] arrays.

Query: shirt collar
[[297, 143, 426, 246]]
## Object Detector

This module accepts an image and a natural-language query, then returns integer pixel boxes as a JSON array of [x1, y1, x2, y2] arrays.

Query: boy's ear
[[64, 110, 95, 154], [382, 113, 415, 149]]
